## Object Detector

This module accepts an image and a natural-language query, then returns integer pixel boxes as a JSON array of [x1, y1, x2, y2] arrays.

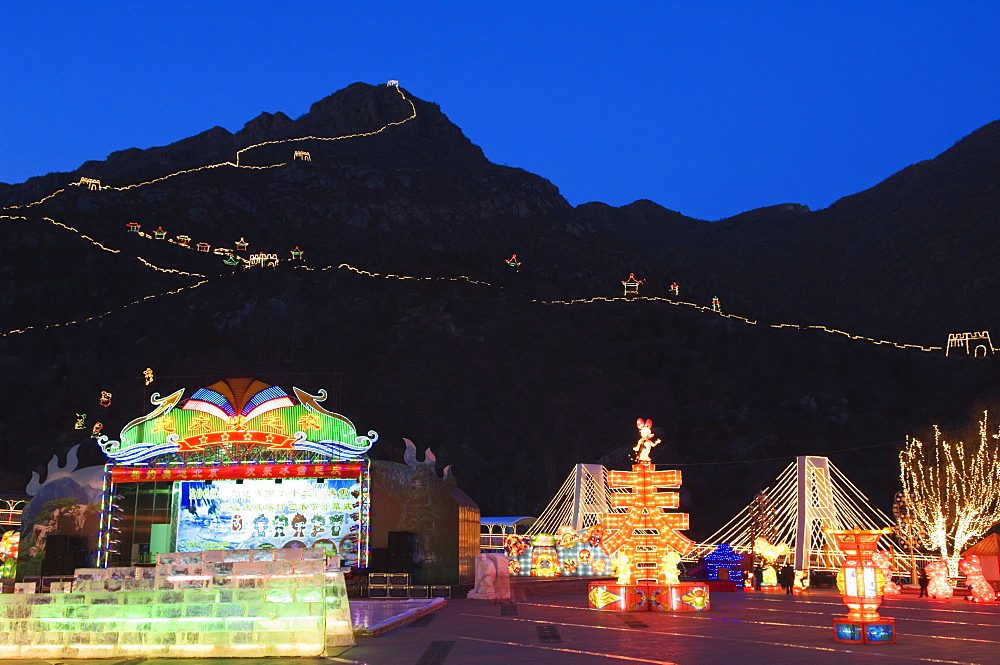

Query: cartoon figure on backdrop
[[583, 523, 604, 547], [871, 550, 901, 595], [959, 555, 996, 603], [662, 550, 682, 585], [231, 514, 243, 532], [563, 559, 578, 574], [579, 549, 592, 565], [330, 513, 344, 536], [614, 551, 632, 585], [310, 515, 326, 537], [508, 558, 521, 575], [505, 534, 527, 558], [291, 513, 307, 538], [530, 534, 560, 576], [592, 557, 607, 575], [924, 558, 953, 599], [556, 525, 579, 549], [253, 514, 269, 537], [793, 569, 809, 593], [272, 514, 289, 538], [633, 418, 660, 462]]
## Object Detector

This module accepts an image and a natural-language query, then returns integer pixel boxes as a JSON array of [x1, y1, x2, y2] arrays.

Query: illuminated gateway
[[93, 378, 479, 583]]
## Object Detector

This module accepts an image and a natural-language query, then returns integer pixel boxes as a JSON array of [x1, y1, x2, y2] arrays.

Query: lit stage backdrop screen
[[172, 478, 362, 565]]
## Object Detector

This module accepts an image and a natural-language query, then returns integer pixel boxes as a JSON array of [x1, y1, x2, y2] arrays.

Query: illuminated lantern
[[505, 254, 521, 271], [959, 555, 996, 603], [530, 534, 559, 577], [235, 237, 249, 251], [290, 246, 304, 260], [143, 368, 154, 385], [613, 551, 631, 585], [753, 537, 788, 590], [92, 422, 103, 438], [925, 558, 952, 599], [871, 550, 901, 595], [826, 527, 896, 644], [74, 414, 87, 430], [622, 273, 645, 298], [99, 391, 112, 408], [662, 550, 681, 585], [711, 296, 721, 313]]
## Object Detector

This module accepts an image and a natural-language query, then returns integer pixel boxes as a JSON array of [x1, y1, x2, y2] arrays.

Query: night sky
[[2, 1, 998, 220]]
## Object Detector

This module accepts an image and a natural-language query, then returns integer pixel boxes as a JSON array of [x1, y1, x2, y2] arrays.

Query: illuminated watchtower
[[293, 151, 312, 162], [945, 331, 993, 357], [79, 177, 102, 190], [622, 274, 645, 299], [386, 79, 399, 87]]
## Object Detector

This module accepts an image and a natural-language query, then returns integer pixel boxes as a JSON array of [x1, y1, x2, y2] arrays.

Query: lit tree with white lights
[[899, 411, 1000, 573]]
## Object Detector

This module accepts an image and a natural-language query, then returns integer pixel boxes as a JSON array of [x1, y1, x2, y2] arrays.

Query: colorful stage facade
[[95, 379, 375, 569]]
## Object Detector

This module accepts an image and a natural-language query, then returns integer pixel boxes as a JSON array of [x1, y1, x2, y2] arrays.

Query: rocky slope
[[1, 83, 998, 537]]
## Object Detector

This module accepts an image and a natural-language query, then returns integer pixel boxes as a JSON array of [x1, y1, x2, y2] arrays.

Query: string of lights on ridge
[[0, 82, 971, 353]]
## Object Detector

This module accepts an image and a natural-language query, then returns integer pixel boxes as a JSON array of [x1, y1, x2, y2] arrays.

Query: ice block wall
[[0, 547, 352, 659]]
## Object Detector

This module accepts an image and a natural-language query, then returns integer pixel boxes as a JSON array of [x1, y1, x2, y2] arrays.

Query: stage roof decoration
[[97, 378, 376, 464]]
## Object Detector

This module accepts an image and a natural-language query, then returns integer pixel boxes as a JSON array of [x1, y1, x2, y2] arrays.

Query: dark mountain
[[1, 83, 998, 538]]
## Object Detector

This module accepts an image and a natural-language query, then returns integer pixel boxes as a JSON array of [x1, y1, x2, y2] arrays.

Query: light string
[[0, 85, 962, 352], [2, 85, 416, 211]]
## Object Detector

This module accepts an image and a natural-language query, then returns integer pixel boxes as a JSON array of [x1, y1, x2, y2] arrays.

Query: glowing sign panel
[[173, 478, 362, 566]]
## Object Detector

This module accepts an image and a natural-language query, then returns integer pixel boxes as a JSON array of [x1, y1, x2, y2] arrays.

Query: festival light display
[[505, 524, 610, 577], [621, 273, 644, 298], [196, 242, 210, 252], [125, 222, 141, 233], [899, 411, 1000, 573], [505, 254, 521, 271], [95, 378, 376, 569], [235, 237, 249, 251], [959, 555, 996, 602], [290, 246, 304, 260], [826, 527, 896, 644], [753, 537, 788, 589], [153, 226, 167, 240], [0, 530, 19, 578], [91, 422, 103, 438], [871, 550, 901, 595], [711, 296, 721, 313], [670, 282, 679, 295], [924, 558, 952, 599], [74, 414, 86, 430], [143, 367, 154, 385], [99, 391, 112, 408], [293, 151, 312, 162], [704, 543, 744, 583], [589, 418, 707, 613], [0, 79, 963, 356]]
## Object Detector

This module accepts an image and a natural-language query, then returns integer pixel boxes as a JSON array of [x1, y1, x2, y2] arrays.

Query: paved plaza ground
[[2, 588, 996, 665], [328, 588, 1000, 665]]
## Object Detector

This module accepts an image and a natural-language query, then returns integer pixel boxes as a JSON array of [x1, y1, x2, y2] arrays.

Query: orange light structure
[[959, 555, 996, 603], [590, 418, 707, 612], [826, 527, 896, 644]]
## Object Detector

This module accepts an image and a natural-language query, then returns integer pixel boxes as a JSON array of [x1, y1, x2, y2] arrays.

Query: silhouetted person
[[753, 565, 763, 591], [780, 564, 795, 594], [918, 567, 929, 598]]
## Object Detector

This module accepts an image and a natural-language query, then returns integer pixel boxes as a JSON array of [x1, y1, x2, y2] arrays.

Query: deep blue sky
[[2, 2, 998, 220]]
